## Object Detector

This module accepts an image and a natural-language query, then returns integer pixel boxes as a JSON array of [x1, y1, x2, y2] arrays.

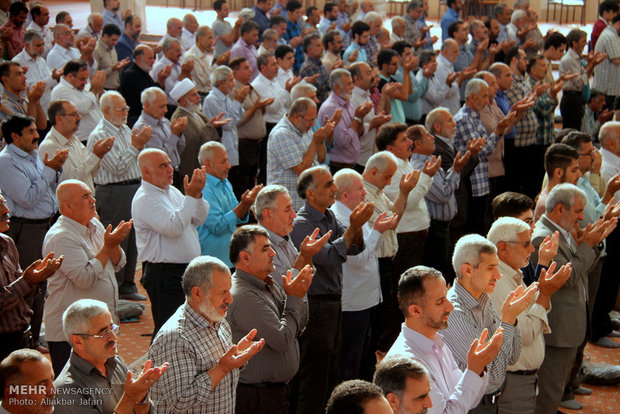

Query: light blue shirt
[[577, 175, 607, 225], [203, 88, 243, 167], [395, 66, 429, 122], [440, 8, 459, 43], [343, 42, 367, 64], [102, 9, 124, 33], [197, 174, 248, 268], [0, 144, 58, 219]]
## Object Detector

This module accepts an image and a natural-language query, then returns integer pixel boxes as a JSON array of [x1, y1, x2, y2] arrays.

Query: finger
[[142, 359, 153, 374], [478, 328, 489, 345]]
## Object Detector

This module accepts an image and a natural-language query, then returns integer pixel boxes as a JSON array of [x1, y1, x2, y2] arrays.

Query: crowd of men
[[1, 0, 620, 413]]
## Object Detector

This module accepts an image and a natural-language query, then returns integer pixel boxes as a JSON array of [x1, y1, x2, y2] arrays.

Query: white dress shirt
[[50, 78, 103, 143], [331, 201, 382, 312], [350, 86, 377, 165], [181, 45, 212, 94], [601, 147, 620, 200], [42, 215, 124, 342], [46, 44, 97, 76], [38, 127, 101, 193], [150, 55, 182, 105], [12, 49, 56, 116], [383, 157, 432, 233], [26, 21, 53, 57], [182, 27, 196, 49], [251, 72, 289, 123], [423, 53, 461, 115], [131, 180, 209, 264]]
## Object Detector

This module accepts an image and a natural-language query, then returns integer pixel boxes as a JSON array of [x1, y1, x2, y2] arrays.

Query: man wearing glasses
[[55, 298, 168, 414], [42, 179, 132, 375], [88, 91, 152, 301]]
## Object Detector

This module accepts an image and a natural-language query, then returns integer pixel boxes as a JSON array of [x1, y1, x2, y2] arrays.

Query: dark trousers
[[393, 231, 427, 280], [0, 330, 32, 362], [258, 123, 277, 185], [236, 382, 289, 414], [424, 220, 455, 285], [229, 139, 261, 201], [535, 346, 578, 414], [503, 142, 544, 201], [560, 91, 585, 130], [95, 183, 140, 297], [142, 262, 187, 338], [48, 340, 72, 376], [592, 227, 620, 340], [293, 296, 341, 414], [376, 257, 401, 353], [466, 194, 490, 236], [6, 218, 54, 347], [340, 304, 381, 381]]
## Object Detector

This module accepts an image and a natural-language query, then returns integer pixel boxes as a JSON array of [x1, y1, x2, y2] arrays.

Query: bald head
[[57, 179, 96, 224], [138, 149, 173, 189]]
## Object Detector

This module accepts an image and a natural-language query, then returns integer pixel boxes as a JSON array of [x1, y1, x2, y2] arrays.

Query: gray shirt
[[212, 18, 232, 58], [265, 227, 299, 289]]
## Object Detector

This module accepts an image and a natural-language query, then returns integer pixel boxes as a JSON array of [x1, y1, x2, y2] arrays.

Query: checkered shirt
[[526, 75, 557, 145], [299, 56, 330, 103], [504, 73, 537, 147], [403, 14, 422, 46]]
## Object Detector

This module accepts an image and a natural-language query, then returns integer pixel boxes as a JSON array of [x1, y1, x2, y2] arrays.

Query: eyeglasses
[[62, 112, 80, 118], [112, 106, 130, 112], [506, 240, 532, 248], [578, 148, 595, 157], [77, 324, 119, 339]]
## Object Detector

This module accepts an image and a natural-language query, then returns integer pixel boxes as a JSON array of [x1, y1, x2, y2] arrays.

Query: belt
[[480, 388, 502, 405], [399, 229, 429, 237], [10, 215, 56, 225], [239, 382, 287, 389], [97, 179, 141, 186], [143, 262, 189, 269], [510, 369, 538, 376], [330, 161, 355, 169], [238, 138, 262, 144]]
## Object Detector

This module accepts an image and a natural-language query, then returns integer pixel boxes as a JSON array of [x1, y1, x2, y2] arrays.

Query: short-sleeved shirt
[[212, 18, 233, 58]]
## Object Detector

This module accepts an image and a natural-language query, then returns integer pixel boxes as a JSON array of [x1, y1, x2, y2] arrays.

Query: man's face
[[515, 49, 527, 74], [275, 22, 287, 37], [577, 141, 595, 173], [26, 38, 45, 57], [388, 131, 413, 160], [219, 2, 230, 18], [469, 85, 489, 112], [67, 182, 97, 225], [263, 193, 297, 236], [336, 74, 354, 100], [496, 67, 513, 90], [199, 269, 233, 322], [59, 102, 81, 135], [516, 209, 536, 231], [443, 42, 460, 63], [164, 41, 182, 63], [330, 34, 344, 53], [529, 58, 548, 81], [589, 94, 607, 112], [244, 235, 276, 279], [399, 47, 413, 66], [307, 37, 324, 59], [566, 197, 585, 229], [34, 6, 50, 26], [205, 147, 231, 180], [63, 15, 74, 29], [418, 276, 454, 333], [102, 34, 120, 49], [356, 30, 370, 46], [408, 6, 423, 20], [500, 230, 535, 270], [144, 151, 174, 189], [67, 68, 89, 91], [79, 312, 118, 363], [469, 252, 501, 295], [326, 8, 338, 20], [137, 47, 155, 71], [262, 56, 279, 79], [498, 6, 512, 25], [185, 87, 201, 107], [354, 63, 374, 90], [197, 29, 214, 52], [234, 60, 253, 84], [91, 15, 103, 33], [8, 359, 55, 414], [143, 92, 168, 120], [244, 29, 259, 47], [559, 158, 582, 185], [308, 170, 338, 209], [2, 64, 27, 92], [258, 0, 272, 12], [438, 111, 456, 139], [385, 56, 400, 75], [289, 7, 303, 23], [106, 95, 128, 127], [453, 23, 469, 44], [413, 129, 435, 156], [11, 11, 28, 27], [295, 105, 317, 133], [344, 177, 367, 209], [393, 376, 433, 414], [393, 20, 406, 37], [547, 43, 566, 61], [127, 17, 142, 38], [483, 74, 497, 98], [0, 195, 10, 233], [278, 51, 295, 71], [11, 122, 39, 153], [488, 19, 500, 38], [375, 163, 397, 190], [471, 21, 488, 41], [107, 0, 120, 11], [185, 16, 198, 33], [168, 19, 183, 37], [573, 35, 587, 55], [308, 9, 321, 25]]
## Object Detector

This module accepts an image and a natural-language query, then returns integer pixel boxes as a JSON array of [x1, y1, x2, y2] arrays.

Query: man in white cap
[[170, 78, 227, 181]]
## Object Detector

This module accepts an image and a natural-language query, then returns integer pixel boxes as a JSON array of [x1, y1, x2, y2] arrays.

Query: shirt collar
[[212, 87, 227, 101], [235, 268, 271, 290], [184, 302, 222, 331], [303, 201, 329, 222], [601, 147, 620, 164], [435, 134, 453, 147], [7, 143, 36, 158], [139, 112, 162, 127], [206, 173, 228, 187], [140, 179, 170, 194], [353, 85, 370, 99], [410, 152, 431, 162], [68, 350, 119, 377], [498, 259, 523, 286], [330, 92, 347, 106], [282, 116, 304, 136], [454, 280, 489, 311], [402, 323, 446, 355], [263, 226, 290, 247], [57, 215, 99, 237], [363, 179, 380, 194]]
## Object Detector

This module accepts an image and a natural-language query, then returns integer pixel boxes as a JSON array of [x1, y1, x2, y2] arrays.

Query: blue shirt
[[0, 144, 59, 219], [252, 6, 270, 39], [417, 16, 434, 50], [343, 42, 367, 64], [203, 88, 243, 166], [285, 19, 304, 73], [196, 174, 248, 268], [102, 9, 124, 33], [394, 66, 429, 122], [115, 33, 139, 62], [440, 8, 459, 42], [494, 90, 515, 139]]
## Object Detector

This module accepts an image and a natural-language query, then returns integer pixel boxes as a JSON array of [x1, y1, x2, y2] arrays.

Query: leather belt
[[10, 215, 56, 225], [510, 369, 538, 376], [98, 179, 141, 186]]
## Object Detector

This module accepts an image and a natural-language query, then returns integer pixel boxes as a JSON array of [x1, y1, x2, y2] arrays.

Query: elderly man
[[42, 179, 131, 375], [170, 79, 221, 181], [47, 24, 95, 74], [403, 1, 425, 49], [319, 68, 371, 174], [56, 299, 167, 414], [115, 15, 141, 62], [50, 60, 105, 144], [332, 169, 397, 381], [0, 349, 55, 414], [383, 264, 505, 413], [133, 87, 187, 188], [151, 38, 193, 108], [0, 62, 46, 130], [442, 234, 537, 414], [0, 1, 28, 59], [120, 45, 168, 127], [227, 225, 310, 412], [77, 13, 103, 40], [592, 14, 620, 109], [374, 356, 434, 414], [231, 21, 260, 81], [87, 91, 152, 301], [102, 0, 128, 33], [267, 97, 332, 211], [40, 99, 111, 193], [532, 184, 615, 414], [13, 31, 60, 121], [299, 33, 330, 103], [157, 17, 191, 53], [291, 165, 373, 414], [203, 66, 247, 187], [181, 26, 218, 97], [131, 148, 208, 336], [0, 189, 61, 361], [196, 142, 261, 267], [94, 24, 130, 90], [149, 256, 264, 413], [26, 5, 53, 57], [182, 14, 198, 49], [487, 217, 570, 413]]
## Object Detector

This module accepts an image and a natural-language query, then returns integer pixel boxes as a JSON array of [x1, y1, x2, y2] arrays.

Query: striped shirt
[[363, 179, 398, 258], [87, 118, 141, 185], [592, 26, 620, 96], [441, 282, 521, 394]]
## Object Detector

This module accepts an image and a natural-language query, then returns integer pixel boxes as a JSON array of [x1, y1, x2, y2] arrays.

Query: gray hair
[[24, 30, 43, 44], [391, 16, 405, 30], [465, 78, 488, 100], [363, 11, 382, 24], [167, 17, 182, 29], [257, 52, 274, 71], [211, 65, 232, 88], [262, 28, 278, 42], [441, 38, 457, 52], [515, 0, 530, 6], [407, 0, 424, 12], [329, 68, 351, 91], [289, 97, 315, 117], [255, 185, 290, 221], [487, 216, 531, 245], [489, 62, 509, 78], [545, 183, 587, 214], [290, 83, 317, 102], [364, 151, 398, 174], [424, 107, 451, 134], [99, 90, 124, 111], [198, 141, 227, 166], [334, 168, 363, 200], [598, 121, 620, 147], [195, 25, 211, 40], [62, 299, 110, 344], [53, 23, 70, 37], [297, 165, 330, 200], [140, 86, 165, 105], [162, 37, 180, 51], [494, 3, 509, 18], [511, 9, 527, 24], [87, 12, 102, 26], [452, 234, 498, 279], [182, 256, 230, 298]]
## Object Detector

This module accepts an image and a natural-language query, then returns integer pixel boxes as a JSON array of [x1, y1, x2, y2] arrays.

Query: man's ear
[[385, 392, 400, 412]]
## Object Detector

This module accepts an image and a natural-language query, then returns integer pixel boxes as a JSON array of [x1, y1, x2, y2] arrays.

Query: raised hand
[[283, 265, 314, 298], [92, 137, 115, 159], [453, 150, 471, 174], [400, 170, 420, 194], [122, 360, 169, 402], [313, 118, 336, 143], [42, 149, 69, 171], [538, 231, 559, 266], [467, 328, 504, 375], [131, 126, 153, 151], [422, 61, 438, 78], [347, 48, 359, 63], [170, 116, 188, 136], [217, 329, 265, 373], [422, 155, 442, 177], [369, 112, 392, 130], [299, 228, 332, 258], [349, 201, 374, 229], [372, 212, 398, 233], [23, 253, 63, 285], [501, 283, 538, 324], [241, 184, 263, 205], [446, 71, 459, 87], [183, 168, 207, 198], [536, 262, 571, 309], [211, 112, 233, 128], [466, 137, 485, 157], [27, 81, 45, 102], [234, 85, 251, 102], [354, 102, 374, 119], [104, 220, 133, 249]]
